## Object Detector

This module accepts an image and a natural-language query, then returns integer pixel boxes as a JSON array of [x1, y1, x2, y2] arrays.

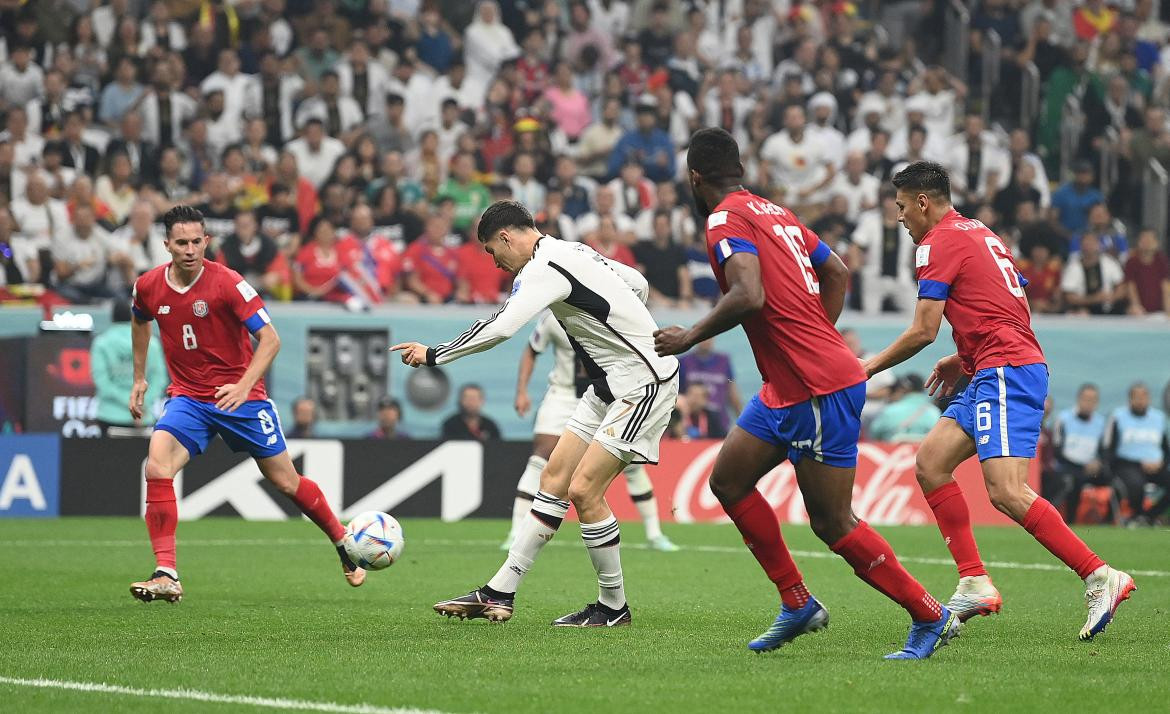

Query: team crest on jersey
[[192, 300, 209, 317], [510, 280, 521, 296]]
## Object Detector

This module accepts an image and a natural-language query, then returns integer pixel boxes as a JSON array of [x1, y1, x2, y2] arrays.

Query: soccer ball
[[344, 511, 405, 570]]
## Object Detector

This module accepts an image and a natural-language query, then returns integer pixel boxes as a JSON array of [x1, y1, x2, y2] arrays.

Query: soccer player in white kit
[[506, 311, 679, 552], [393, 201, 680, 627]]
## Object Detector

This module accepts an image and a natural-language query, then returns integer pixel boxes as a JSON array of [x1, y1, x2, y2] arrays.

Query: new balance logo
[[944, 536, 952, 546], [979, 435, 990, 445], [868, 553, 886, 571], [266, 434, 279, 446], [157, 306, 171, 314]]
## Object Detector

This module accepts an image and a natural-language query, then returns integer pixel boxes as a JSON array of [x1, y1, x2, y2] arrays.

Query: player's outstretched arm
[[813, 250, 849, 324], [216, 324, 280, 412], [129, 315, 152, 420], [863, 298, 945, 378], [654, 252, 764, 356]]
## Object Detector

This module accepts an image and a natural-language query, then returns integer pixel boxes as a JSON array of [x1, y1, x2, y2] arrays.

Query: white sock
[[487, 490, 568, 595], [581, 514, 626, 609], [507, 455, 546, 539], [624, 465, 662, 540]]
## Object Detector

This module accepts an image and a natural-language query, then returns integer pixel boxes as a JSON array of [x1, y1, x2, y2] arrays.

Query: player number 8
[[182, 324, 198, 350]]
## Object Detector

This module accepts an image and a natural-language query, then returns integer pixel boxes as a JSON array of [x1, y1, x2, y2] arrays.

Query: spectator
[[536, 190, 580, 243], [345, 204, 407, 302], [760, 104, 836, 212], [52, 203, 123, 303], [288, 396, 318, 439], [544, 61, 591, 141], [633, 211, 691, 307], [577, 96, 623, 180], [439, 152, 492, 235], [1069, 203, 1128, 258], [607, 97, 675, 183], [586, 215, 636, 267], [563, 1, 617, 73], [59, 110, 101, 178], [677, 382, 727, 440], [635, 180, 696, 244], [1104, 382, 1170, 525], [219, 211, 283, 299], [869, 374, 942, 443], [244, 51, 303, 147], [110, 200, 168, 278], [507, 152, 546, 213], [97, 56, 143, 127], [608, 158, 656, 221], [677, 338, 742, 435], [455, 221, 505, 305], [1050, 160, 1105, 234], [1123, 228, 1170, 315], [11, 174, 69, 280], [91, 299, 167, 434], [285, 118, 346, 190], [0, 43, 45, 110], [946, 114, 1012, 212], [107, 111, 158, 186], [416, 6, 456, 76], [295, 70, 364, 142], [1049, 384, 1108, 522], [403, 213, 459, 304], [0, 206, 39, 290], [850, 187, 917, 314], [548, 154, 597, 220], [95, 151, 137, 225], [256, 182, 302, 254], [337, 40, 393, 122], [296, 28, 340, 82], [293, 217, 350, 304], [194, 173, 239, 245], [1062, 232, 1127, 314], [369, 396, 410, 440], [463, 1, 521, 106], [1074, 0, 1117, 40], [441, 383, 502, 442], [994, 162, 1044, 230], [369, 184, 423, 250], [1018, 240, 1064, 313], [828, 151, 881, 222]]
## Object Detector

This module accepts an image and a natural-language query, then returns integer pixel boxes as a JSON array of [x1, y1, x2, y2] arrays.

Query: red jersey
[[132, 260, 270, 402], [706, 190, 864, 408], [402, 240, 458, 300], [455, 241, 505, 303], [915, 209, 1045, 375], [293, 242, 345, 302]]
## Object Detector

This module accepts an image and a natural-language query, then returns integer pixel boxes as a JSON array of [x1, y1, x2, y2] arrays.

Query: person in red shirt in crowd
[[1123, 228, 1170, 315], [339, 205, 409, 303], [586, 214, 636, 267], [515, 29, 549, 106], [403, 213, 459, 303], [616, 37, 650, 105], [1018, 241, 1064, 314], [293, 217, 350, 304], [273, 150, 321, 235], [455, 218, 507, 303]]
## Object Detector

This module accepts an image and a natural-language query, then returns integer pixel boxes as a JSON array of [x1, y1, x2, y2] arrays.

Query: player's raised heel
[[129, 571, 184, 604], [1080, 567, 1136, 641], [885, 606, 961, 660], [945, 575, 1003, 622], [434, 589, 515, 622], [747, 596, 829, 652]]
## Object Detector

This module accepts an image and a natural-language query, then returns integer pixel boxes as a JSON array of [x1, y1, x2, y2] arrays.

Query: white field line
[[1, 536, 1167, 578], [0, 676, 456, 714]]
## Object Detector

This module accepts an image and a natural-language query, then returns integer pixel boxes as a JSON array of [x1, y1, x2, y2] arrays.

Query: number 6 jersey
[[914, 208, 1045, 375], [705, 189, 865, 409], [132, 259, 272, 402]]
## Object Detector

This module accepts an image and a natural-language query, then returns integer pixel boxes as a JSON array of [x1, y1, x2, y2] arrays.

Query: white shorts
[[565, 376, 680, 465], [533, 387, 580, 437]]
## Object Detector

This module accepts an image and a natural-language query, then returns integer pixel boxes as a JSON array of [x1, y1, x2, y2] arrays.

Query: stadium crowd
[[0, 0, 1169, 314]]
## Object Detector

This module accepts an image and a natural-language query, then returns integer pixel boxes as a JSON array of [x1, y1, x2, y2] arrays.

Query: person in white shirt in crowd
[[90, 0, 129, 49], [10, 174, 69, 259], [200, 49, 251, 127], [575, 184, 636, 242], [860, 69, 907, 134], [428, 99, 472, 169], [539, 190, 581, 243], [386, 59, 438, 131], [772, 38, 818, 97], [634, 180, 695, 243], [946, 113, 1012, 209], [137, 63, 198, 148], [244, 51, 303, 146], [463, 1, 521, 108], [886, 94, 948, 163], [0, 43, 45, 111], [10, 142, 76, 202], [760, 104, 836, 212], [847, 95, 887, 156], [607, 159, 656, 223], [53, 203, 127, 304], [202, 89, 242, 160], [285, 118, 346, 190], [1062, 232, 1128, 315], [508, 153, 547, 214], [576, 96, 625, 180], [138, 0, 188, 54], [702, 68, 756, 148], [0, 205, 41, 288], [807, 91, 847, 169], [1008, 128, 1052, 208], [294, 70, 365, 142], [0, 106, 45, 169], [912, 66, 966, 143], [336, 39, 394, 121], [850, 186, 917, 315], [828, 151, 881, 223], [111, 200, 169, 279]]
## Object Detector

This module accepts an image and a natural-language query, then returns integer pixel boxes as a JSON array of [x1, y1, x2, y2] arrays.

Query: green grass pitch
[[0, 517, 1166, 713]]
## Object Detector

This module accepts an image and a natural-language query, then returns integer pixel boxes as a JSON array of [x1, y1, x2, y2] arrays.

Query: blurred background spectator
[[677, 337, 742, 436], [441, 383, 501, 442], [368, 396, 409, 440], [1103, 382, 1169, 525], [90, 299, 167, 435], [1048, 383, 1108, 522], [288, 396, 318, 439], [867, 373, 941, 443]]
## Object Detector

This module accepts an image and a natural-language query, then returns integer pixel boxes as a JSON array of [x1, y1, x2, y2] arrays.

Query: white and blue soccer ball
[[344, 511, 405, 570]]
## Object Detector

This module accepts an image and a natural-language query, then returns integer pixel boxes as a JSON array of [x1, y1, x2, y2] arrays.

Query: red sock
[[1022, 498, 1105, 578], [832, 522, 942, 622], [145, 478, 178, 570], [291, 476, 346, 543], [725, 490, 804, 598], [925, 481, 987, 578]]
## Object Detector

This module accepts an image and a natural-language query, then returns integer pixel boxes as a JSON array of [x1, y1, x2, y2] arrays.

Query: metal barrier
[[1020, 61, 1041, 130], [944, 0, 971, 80], [1059, 93, 1085, 183], [1100, 126, 1121, 196], [1142, 158, 1169, 242], [981, 29, 1002, 124]]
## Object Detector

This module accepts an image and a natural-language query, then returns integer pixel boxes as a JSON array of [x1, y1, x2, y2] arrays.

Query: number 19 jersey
[[705, 189, 865, 409], [915, 209, 1045, 375]]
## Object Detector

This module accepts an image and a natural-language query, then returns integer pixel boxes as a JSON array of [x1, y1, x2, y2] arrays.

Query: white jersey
[[529, 311, 577, 394], [430, 237, 677, 401]]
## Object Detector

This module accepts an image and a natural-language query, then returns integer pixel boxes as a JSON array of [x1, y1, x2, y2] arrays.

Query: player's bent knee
[[808, 513, 855, 545], [144, 458, 177, 481], [986, 484, 1029, 521], [708, 471, 750, 506], [567, 479, 601, 509]]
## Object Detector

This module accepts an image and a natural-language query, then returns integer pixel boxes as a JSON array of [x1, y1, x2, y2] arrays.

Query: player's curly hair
[[891, 161, 952, 201], [477, 200, 536, 243], [686, 127, 744, 183], [162, 205, 206, 237]]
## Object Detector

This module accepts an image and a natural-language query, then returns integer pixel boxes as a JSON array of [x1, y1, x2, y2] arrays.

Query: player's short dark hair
[[687, 127, 743, 182], [891, 161, 951, 201], [162, 205, 205, 237], [476, 200, 536, 243]]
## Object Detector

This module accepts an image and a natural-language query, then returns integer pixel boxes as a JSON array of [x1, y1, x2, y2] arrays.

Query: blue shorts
[[155, 395, 288, 459], [736, 382, 866, 468], [943, 363, 1047, 461]]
